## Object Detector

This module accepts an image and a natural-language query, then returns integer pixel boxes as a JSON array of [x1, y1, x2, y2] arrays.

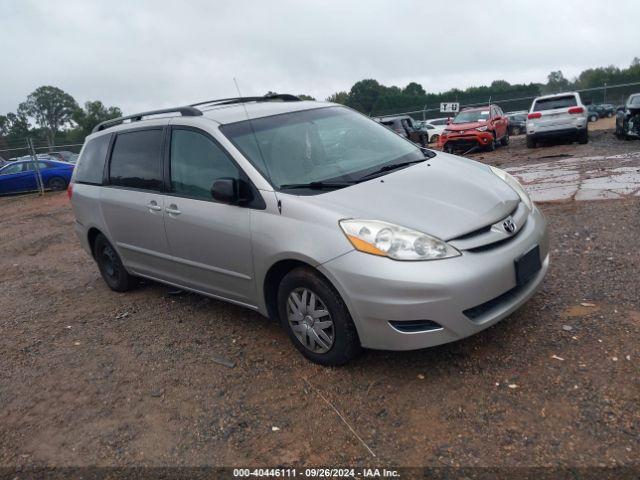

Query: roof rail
[[191, 93, 300, 109], [92, 106, 203, 133]]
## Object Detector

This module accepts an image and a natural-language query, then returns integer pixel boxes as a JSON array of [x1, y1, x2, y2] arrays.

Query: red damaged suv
[[439, 105, 509, 153]]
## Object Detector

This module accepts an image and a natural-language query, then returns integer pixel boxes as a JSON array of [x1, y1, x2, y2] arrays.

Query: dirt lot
[[1, 122, 639, 471]]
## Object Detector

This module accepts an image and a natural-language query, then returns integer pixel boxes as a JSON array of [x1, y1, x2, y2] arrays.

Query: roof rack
[[191, 93, 300, 109], [92, 106, 203, 133]]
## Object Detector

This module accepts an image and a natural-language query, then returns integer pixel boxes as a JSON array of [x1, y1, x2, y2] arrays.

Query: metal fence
[[0, 138, 83, 196], [376, 80, 640, 121]]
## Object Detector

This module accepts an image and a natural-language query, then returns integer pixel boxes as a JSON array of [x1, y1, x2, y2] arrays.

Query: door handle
[[146, 201, 162, 212], [165, 204, 181, 215]]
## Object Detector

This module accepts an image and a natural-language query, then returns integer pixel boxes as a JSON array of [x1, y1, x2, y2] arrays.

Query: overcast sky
[[2, 0, 639, 115]]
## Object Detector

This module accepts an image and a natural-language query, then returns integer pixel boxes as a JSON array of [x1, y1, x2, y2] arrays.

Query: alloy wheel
[[287, 288, 335, 353]]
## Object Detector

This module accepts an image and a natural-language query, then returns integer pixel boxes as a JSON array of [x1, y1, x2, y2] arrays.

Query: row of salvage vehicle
[[377, 92, 640, 153]]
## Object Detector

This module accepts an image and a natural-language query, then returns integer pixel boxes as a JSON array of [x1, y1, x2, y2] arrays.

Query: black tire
[[607, 112, 612, 118], [500, 130, 510, 146], [487, 132, 497, 151], [589, 114, 598, 122], [48, 176, 67, 191], [93, 234, 136, 292], [277, 267, 361, 366], [578, 129, 589, 144], [526, 135, 536, 148]]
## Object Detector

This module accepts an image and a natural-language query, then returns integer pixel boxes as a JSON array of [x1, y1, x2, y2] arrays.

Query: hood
[[296, 153, 520, 241], [445, 121, 487, 132]]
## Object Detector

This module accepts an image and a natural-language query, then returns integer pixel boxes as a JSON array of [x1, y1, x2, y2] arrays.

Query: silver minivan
[[70, 94, 549, 365]]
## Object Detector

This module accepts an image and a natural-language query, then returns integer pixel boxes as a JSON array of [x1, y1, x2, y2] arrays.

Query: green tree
[[402, 82, 426, 97], [347, 79, 384, 114], [326, 91, 348, 104], [544, 71, 570, 93], [72, 100, 122, 137], [297, 94, 316, 101], [18, 86, 78, 149]]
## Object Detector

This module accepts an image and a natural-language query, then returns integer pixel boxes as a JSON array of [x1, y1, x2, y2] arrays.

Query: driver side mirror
[[211, 178, 240, 205]]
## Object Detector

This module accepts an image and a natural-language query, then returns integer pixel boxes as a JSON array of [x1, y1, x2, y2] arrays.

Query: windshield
[[452, 110, 489, 124], [220, 107, 424, 189], [630, 95, 640, 106]]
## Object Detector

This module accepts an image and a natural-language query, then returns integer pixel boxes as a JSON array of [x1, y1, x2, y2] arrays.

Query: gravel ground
[[0, 125, 638, 471]]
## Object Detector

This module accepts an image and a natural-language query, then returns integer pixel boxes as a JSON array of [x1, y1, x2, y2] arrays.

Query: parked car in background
[[615, 93, 640, 140], [378, 115, 427, 146], [507, 113, 527, 135], [49, 150, 79, 163], [417, 121, 446, 144], [425, 117, 450, 127], [0, 159, 74, 195], [596, 104, 616, 118], [526, 92, 588, 148], [439, 105, 509, 153], [586, 105, 599, 122], [69, 95, 548, 365]]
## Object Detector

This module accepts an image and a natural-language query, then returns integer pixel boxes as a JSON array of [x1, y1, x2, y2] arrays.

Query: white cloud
[[1, 0, 639, 114]]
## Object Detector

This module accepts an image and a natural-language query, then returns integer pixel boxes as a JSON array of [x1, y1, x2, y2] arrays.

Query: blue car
[[0, 159, 75, 195]]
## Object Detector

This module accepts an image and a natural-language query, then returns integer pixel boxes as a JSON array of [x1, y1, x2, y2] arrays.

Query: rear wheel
[[526, 135, 536, 148], [48, 176, 67, 191], [578, 129, 589, 144], [93, 234, 136, 292], [607, 112, 613, 118], [277, 267, 361, 366], [590, 114, 598, 122]]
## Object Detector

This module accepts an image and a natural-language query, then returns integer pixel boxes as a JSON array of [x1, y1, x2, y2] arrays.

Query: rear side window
[[75, 134, 111, 184], [109, 129, 163, 190], [533, 95, 578, 112]]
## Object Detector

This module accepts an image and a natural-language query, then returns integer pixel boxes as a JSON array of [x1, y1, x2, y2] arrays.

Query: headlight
[[339, 220, 460, 261], [489, 166, 533, 210], [476, 126, 488, 132]]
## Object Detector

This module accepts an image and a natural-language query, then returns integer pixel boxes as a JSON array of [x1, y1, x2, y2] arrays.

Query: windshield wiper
[[279, 181, 357, 190], [356, 158, 428, 181]]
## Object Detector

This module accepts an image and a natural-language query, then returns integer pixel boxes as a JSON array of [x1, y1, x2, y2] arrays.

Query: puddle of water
[[506, 152, 640, 202]]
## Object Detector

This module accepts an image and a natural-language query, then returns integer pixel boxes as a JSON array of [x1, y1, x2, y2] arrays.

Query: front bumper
[[440, 131, 494, 150], [319, 207, 549, 351]]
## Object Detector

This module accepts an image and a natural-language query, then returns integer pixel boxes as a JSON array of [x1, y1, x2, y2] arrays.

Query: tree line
[[0, 86, 122, 154], [326, 57, 640, 117], [2, 57, 638, 157]]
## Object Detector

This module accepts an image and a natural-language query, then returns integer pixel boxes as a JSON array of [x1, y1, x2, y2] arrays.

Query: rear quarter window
[[75, 134, 111, 184], [533, 95, 578, 112]]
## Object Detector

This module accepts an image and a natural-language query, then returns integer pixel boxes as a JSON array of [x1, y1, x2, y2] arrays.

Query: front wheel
[[277, 267, 361, 366], [93, 234, 136, 292]]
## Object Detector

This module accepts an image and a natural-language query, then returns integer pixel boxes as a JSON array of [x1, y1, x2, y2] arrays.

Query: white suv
[[526, 92, 588, 148]]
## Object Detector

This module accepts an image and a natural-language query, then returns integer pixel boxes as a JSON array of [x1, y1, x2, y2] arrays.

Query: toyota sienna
[[69, 94, 549, 365]]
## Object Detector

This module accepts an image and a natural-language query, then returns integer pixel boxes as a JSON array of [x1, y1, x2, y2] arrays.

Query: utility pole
[[27, 138, 45, 196]]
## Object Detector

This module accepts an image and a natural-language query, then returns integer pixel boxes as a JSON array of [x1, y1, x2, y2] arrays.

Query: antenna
[[233, 78, 275, 189]]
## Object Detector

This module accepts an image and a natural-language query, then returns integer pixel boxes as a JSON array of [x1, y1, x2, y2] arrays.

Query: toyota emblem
[[503, 217, 517, 234]]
